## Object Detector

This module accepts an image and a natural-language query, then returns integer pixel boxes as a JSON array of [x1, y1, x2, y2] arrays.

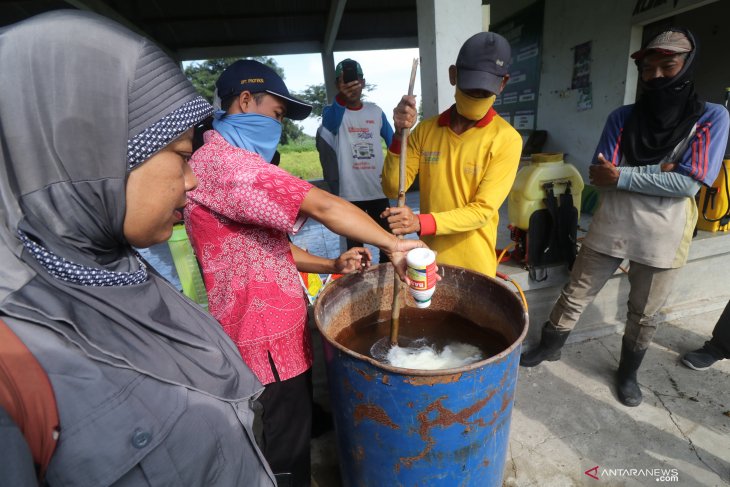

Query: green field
[[278, 136, 323, 180], [279, 150, 323, 180]]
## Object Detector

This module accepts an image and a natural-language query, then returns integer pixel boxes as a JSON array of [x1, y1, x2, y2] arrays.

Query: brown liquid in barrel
[[335, 308, 510, 359]]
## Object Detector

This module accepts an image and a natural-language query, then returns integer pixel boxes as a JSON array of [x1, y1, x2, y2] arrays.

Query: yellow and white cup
[[406, 248, 437, 308]]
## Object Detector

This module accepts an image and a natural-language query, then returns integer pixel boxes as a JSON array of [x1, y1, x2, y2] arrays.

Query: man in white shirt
[[320, 59, 395, 262]]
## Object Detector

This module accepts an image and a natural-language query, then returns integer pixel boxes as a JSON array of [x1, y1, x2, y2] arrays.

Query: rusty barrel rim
[[313, 263, 529, 376]]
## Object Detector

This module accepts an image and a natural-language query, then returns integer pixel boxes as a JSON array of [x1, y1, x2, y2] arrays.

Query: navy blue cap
[[456, 32, 512, 94], [216, 59, 312, 120]]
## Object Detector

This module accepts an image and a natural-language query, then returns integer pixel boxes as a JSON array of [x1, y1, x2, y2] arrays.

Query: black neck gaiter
[[622, 29, 705, 166]]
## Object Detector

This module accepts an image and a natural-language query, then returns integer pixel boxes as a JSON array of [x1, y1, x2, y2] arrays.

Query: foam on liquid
[[385, 338, 484, 370]]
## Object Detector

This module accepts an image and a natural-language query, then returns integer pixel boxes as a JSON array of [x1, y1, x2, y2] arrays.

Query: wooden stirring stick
[[390, 57, 419, 347]]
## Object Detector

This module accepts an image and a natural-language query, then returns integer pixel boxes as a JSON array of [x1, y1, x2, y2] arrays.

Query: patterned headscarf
[[127, 97, 212, 169], [0, 10, 261, 400]]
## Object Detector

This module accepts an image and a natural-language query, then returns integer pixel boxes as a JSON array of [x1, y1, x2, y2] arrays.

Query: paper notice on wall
[[492, 1, 544, 137], [571, 41, 592, 89], [513, 111, 535, 131], [577, 85, 593, 112]]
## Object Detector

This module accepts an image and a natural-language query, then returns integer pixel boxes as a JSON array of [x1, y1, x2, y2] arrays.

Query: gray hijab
[[0, 10, 262, 400]]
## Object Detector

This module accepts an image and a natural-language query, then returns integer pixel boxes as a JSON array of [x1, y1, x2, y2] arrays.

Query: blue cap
[[216, 59, 312, 120]]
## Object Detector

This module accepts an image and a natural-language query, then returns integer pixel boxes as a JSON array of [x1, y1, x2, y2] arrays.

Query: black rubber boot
[[616, 337, 648, 407], [520, 322, 571, 367]]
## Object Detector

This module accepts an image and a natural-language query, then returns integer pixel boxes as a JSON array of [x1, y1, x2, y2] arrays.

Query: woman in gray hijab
[[0, 10, 275, 486]]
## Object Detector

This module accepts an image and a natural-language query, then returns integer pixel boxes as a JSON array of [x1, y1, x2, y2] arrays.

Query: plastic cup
[[406, 248, 437, 308]]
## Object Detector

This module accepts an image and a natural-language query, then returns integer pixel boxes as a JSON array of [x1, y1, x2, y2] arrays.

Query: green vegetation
[[278, 134, 321, 179], [279, 150, 322, 180], [278, 136, 315, 154], [275, 134, 319, 179]]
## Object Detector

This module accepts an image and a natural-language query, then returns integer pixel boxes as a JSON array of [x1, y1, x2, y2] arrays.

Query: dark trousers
[[707, 299, 730, 359], [258, 363, 312, 487], [347, 198, 391, 264]]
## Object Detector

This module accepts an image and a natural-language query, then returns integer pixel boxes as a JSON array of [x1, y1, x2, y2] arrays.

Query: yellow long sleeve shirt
[[383, 107, 522, 276]]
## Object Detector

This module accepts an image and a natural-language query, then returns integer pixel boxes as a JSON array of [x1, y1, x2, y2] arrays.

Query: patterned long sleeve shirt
[[185, 130, 313, 384]]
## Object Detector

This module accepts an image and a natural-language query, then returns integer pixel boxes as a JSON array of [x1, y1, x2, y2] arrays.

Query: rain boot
[[616, 337, 647, 407], [520, 322, 570, 367]]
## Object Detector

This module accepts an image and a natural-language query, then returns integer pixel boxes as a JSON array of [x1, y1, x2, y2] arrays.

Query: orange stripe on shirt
[[612, 128, 623, 165]]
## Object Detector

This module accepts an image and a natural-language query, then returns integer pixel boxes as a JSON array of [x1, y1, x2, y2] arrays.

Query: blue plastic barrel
[[314, 264, 528, 486]]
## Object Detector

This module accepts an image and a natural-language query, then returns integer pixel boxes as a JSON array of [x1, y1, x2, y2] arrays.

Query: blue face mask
[[212, 110, 282, 163]]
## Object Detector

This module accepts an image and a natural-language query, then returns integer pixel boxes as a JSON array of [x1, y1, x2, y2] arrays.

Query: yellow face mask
[[454, 88, 496, 121]]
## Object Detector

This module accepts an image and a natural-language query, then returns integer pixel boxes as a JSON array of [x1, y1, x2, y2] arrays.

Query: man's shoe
[[520, 322, 570, 367], [682, 345, 720, 371], [616, 337, 647, 407]]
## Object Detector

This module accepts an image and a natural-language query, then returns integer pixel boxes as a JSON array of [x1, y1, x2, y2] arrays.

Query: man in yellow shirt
[[381, 32, 522, 277]]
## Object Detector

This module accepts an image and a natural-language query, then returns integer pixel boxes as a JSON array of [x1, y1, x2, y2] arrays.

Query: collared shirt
[[186, 130, 313, 384], [382, 106, 522, 277]]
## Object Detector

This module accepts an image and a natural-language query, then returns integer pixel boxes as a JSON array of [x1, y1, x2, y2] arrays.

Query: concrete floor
[[309, 307, 730, 487]]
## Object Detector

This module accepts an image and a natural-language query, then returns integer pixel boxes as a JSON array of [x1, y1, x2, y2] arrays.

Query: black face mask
[[643, 76, 690, 92], [622, 29, 705, 166]]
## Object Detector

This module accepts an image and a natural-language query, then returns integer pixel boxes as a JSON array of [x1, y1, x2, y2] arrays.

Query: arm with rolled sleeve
[[188, 142, 312, 234]]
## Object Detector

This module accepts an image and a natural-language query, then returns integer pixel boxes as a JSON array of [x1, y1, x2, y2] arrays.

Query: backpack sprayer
[[507, 153, 584, 281], [695, 87, 730, 232]]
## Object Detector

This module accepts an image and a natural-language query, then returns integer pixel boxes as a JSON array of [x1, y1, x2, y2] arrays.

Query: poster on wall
[[513, 110, 536, 130], [572, 41, 593, 111], [491, 0, 544, 136], [571, 41, 592, 89], [577, 85, 593, 111]]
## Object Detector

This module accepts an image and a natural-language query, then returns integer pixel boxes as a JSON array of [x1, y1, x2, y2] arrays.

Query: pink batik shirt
[[185, 130, 313, 385]]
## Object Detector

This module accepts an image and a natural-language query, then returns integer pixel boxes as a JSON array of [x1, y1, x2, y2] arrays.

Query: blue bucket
[[314, 264, 528, 486]]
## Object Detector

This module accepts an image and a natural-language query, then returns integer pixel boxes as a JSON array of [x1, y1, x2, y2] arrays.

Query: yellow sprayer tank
[[508, 153, 585, 230], [696, 158, 730, 232], [698, 88, 730, 232]]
